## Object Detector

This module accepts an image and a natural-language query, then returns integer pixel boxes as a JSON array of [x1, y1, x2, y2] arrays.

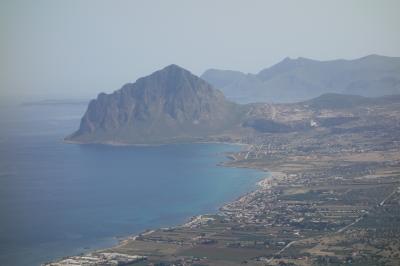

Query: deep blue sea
[[0, 103, 264, 266]]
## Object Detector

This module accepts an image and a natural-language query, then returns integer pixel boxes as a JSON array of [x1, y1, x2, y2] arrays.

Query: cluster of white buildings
[[44, 252, 146, 266]]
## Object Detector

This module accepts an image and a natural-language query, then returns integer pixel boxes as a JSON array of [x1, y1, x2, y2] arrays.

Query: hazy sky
[[1, 0, 400, 103]]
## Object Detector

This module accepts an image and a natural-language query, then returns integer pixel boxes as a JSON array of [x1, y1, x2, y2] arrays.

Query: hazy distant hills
[[21, 99, 89, 106], [66, 65, 244, 144], [303, 93, 400, 110], [201, 54, 400, 103]]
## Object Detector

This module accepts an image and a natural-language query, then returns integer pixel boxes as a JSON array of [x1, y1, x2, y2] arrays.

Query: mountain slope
[[66, 65, 244, 144], [201, 55, 400, 103]]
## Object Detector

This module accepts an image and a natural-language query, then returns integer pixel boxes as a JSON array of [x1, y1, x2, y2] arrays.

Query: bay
[[0, 104, 264, 265]]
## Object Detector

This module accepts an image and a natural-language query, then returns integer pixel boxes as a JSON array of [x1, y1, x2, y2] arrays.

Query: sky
[[1, 0, 400, 103]]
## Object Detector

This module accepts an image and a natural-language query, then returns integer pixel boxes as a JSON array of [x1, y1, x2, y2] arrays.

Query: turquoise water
[[0, 104, 263, 266]]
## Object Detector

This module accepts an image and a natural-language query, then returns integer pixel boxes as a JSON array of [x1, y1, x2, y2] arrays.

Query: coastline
[[45, 135, 400, 265], [63, 137, 252, 149], [45, 174, 274, 266], [44, 143, 268, 266]]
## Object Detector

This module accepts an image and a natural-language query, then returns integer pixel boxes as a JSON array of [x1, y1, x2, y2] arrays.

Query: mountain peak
[[148, 64, 192, 79], [133, 64, 211, 96], [161, 64, 187, 72], [66, 65, 237, 144]]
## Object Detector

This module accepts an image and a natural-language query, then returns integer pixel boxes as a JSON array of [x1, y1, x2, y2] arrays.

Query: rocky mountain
[[65, 65, 245, 144], [201, 55, 400, 103]]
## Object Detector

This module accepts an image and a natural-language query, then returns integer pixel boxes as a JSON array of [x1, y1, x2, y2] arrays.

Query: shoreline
[[63, 138, 251, 149], [111, 169, 273, 244], [49, 173, 274, 264], [44, 139, 400, 265], [44, 142, 266, 266]]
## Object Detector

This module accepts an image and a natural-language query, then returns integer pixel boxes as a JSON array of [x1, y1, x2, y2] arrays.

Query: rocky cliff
[[66, 65, 243, 144]]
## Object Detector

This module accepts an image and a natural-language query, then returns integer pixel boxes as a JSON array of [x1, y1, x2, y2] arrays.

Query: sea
[[0, 103, 264, 266]]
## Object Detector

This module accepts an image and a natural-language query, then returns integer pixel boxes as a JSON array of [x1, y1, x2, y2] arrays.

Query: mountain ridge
[[201, 54, 400, 103]]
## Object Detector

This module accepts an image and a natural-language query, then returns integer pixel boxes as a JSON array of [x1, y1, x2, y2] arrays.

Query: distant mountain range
[[201, 54, 400, 103]]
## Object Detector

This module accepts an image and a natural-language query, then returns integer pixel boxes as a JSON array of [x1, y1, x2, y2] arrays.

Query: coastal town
[[45, 253, 146, 266], [45, 95, 400, 265]]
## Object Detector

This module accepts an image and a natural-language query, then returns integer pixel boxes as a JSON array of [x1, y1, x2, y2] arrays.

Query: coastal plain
[[47, 92, 400, 265]]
